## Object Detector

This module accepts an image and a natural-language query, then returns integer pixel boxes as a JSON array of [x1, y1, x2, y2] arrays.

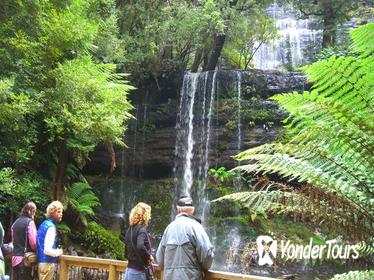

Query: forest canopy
[[0, 0, 373, 275]]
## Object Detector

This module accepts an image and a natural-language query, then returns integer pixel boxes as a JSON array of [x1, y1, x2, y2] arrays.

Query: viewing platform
[[58, 255, 278, 280]]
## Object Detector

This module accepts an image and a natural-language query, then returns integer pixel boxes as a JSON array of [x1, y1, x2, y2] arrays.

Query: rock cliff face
[[83, 69, 308, 179]]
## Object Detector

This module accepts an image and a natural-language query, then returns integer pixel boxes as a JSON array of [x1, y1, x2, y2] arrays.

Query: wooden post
[[59, 258, 68, 280], [108, 264, 117, 280]]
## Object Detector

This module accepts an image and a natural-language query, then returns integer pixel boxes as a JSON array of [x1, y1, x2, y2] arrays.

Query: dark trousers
[[13, 262, 33, 280]]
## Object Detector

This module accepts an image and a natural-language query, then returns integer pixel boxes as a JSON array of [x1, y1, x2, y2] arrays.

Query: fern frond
[[65, 182, 101, 223], [234, 24, 374, 234], [213, 191, 285, 216], [235, 142, 374, 215], [329, 270, 374, 280], [213, 184, 373, 239], [351, 22, 374, 57], [304, 56, 373, 114], [76, 205, 95, 215], [356, 239, 374, 257]]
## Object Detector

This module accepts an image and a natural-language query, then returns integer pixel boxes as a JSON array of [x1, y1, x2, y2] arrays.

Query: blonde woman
[[124, 202, 153, 280], [37, 201, 64, 280]]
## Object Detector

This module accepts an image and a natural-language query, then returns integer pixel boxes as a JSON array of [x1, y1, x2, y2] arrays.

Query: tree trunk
[[191, 48, 203, 73], [53, 141, 69, 201], [161, 45, 173, 60], [203, 34, 226, 71], [106, 142, 116, 175]]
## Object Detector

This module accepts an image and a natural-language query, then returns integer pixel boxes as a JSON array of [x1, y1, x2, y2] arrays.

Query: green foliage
[[209, 167, 239, 182], [356, 239, 374, 257], [329, 270, 374, 280], [46, 56, 134, 148], [0, 168, 49, 219], [214, 190, 285, 220], [74, 221, 124, 260], [0, 0, 134, 201], [230, 23, 374, 241], [222, 14, 278, 69], [91, 4, 125, 64], [291, 0, 362, 47], [316, 47, 351, 61], [213, 181, 372, 239], [116, 0, 274, 76], [0, 0, 100, 89], [117, 0, 223, 76], [219, 98, 283, 131], [65, 182, 100, 226], [208, 167, 253, 197], [0, 79, 38, 165], [0, 2, 134, 255]]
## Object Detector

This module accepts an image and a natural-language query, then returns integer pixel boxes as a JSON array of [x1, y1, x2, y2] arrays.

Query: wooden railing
[[58, 255, 278, 280]]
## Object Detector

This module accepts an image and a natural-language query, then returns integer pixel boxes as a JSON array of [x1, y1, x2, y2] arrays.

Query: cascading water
[[200, 71, 216, 223], [196, 72, 209, 193], [253, 1, 322, 70], [174, 73, 198, 196], [236, 71, 242, 153], [128, 104, 140, 177], [139, 91, 149, 178], [224, 228, 242, 271], [94, 67, 312, 276], [174, 70, 252, 273], [173, 71, 217, 223]]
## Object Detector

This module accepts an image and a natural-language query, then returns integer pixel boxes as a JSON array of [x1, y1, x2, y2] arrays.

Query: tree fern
[[213, 182, 373, 240], [231, 23, 374, 241], [65, 182, 100, 226]]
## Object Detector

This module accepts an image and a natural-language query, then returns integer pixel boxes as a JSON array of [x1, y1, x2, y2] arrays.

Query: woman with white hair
[[37, 201, 64, 280]]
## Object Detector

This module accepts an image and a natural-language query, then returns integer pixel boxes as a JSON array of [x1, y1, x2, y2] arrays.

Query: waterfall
[[129, 104, 139, 177], [253, 1, 322, 69], [173, 71, 217, 222], [183, 73, 198, 195], [236, 71, 242, 153], [196, 72, 209, 196], [171, 69, 309, 273], [139, 90, 149, 178], [200, 71, 217, 223], [224, 228, 242, 271], [174, 73, 198, 196]]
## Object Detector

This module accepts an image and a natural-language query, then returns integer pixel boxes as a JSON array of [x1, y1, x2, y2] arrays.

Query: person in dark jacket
[[124, 202, 153, 280], [11, 202, 37, 280]]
